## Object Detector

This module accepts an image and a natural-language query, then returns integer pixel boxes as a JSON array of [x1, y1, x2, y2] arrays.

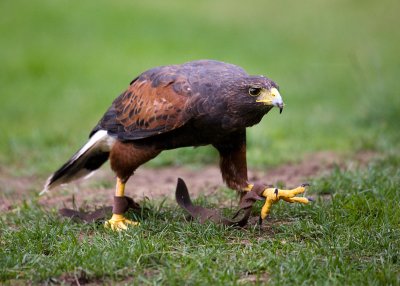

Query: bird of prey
[[43, 60, 309, 230]]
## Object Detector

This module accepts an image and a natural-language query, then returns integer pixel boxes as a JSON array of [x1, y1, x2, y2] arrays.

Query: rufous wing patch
[[112, 78, 190, 139]]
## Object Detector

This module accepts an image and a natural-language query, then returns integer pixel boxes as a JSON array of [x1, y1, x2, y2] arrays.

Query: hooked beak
[[256, 87, 284, 113], [277, 103, 284, 114]]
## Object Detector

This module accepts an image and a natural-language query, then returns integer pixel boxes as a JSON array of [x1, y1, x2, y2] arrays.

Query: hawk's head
[[217, 75, 284, 128], [244, 76, 284, 114]]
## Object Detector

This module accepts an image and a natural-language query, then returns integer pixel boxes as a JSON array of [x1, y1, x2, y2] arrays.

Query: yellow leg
[[104, 178, 140, 231], [115, 177, 125, 197], [243, 184, 254, 192]]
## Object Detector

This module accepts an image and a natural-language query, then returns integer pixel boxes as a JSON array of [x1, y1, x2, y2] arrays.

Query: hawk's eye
[[248, 87, 261, 96]]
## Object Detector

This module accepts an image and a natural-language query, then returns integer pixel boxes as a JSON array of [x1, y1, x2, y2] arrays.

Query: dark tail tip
[[41, 151, 109, 195], [175, 178, 193, 208]]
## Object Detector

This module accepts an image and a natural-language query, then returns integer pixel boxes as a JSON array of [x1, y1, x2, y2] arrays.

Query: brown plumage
[[43, 59, 284, 226]]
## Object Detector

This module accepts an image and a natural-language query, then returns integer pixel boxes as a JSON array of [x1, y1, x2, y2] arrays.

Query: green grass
[[1, 155, 399, 285], [1, 0, 400, 284]]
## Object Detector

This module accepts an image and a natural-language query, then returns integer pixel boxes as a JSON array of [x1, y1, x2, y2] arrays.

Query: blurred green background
[[0, 0, 399, 177]]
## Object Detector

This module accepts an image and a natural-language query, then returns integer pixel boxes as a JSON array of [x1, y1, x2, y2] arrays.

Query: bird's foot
[[104, 214, 140, 231], [260, 183, 310, 221]]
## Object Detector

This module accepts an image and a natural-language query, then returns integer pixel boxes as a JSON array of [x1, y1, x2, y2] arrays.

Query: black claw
[[307, 197, 315, 202], [274, 188, 279, 198], [301, 183, 310, 187]]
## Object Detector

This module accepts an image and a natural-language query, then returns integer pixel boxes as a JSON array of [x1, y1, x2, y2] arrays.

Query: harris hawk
[[43, 60, 309, 230]]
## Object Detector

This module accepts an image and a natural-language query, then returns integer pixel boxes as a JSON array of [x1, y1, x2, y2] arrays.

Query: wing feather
[[93, 71, 192, 140]]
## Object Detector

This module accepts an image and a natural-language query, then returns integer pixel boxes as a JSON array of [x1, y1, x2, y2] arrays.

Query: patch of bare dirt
[[238, 272, 270, 284], [55, 270, 135, 286], [0, 151, 379, 211]]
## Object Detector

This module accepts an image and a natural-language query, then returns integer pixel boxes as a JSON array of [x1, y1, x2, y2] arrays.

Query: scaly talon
[[260, 184, 310, 220], [104, 214, 140, 231]]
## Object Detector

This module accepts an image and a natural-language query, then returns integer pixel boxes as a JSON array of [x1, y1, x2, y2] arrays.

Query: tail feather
[[41, 130, 116, 194]]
